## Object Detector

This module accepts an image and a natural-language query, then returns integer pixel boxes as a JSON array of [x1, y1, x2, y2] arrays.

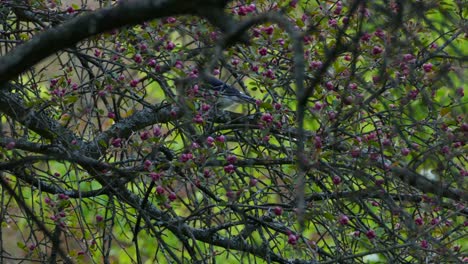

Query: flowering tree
[[0, 0, 466, 263]]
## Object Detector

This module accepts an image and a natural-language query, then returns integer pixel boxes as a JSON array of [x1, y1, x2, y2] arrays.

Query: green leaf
[[260, 102, 273, 110], [17, 241, 26, 251], [63, 95, 78, 104], [296, 18, 305, 28], [323, 212, 334, 220], [98, 139, 108, 148]]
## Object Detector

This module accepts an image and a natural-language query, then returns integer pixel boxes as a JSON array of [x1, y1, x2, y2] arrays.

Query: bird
[[203, 76, 256, 109]]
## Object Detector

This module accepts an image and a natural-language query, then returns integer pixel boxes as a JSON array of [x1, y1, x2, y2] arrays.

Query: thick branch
[[0, 87, 79, 144], [0, 0, 228, 84]]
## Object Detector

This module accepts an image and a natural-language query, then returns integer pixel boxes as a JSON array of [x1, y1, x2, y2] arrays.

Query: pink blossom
[[249, 178, 258, 187], [313, 102, 323, 111], [180, 153, 193, 162], [273, 206, 283, 216], [288, 234, 298, 245], [168, 192, 177, 201], [348, 83, 358, 90], [401, 148, 410, 156], [224, 164, 235, 174], [310, 60, 322, 69], [153, 126, 162, 137], [130, 79, 139, 87], [314, 136, 323, 149], [58, 193, 69, 200], [325, 81, 334, 91], [252, 28, 261, 37], [422, 63, 433, 72], [366, 229, 376, 239], [149, 172, 162, 181], [328, 19, 338, 27], [332, 176, 342, 185], [148, 59, 156, 67], [227, 155, 237, 164], [263, 25, 274, 35], [334, 1, 342, 15], [259, 47, 268, 56], [203, 169, 211, 178], [111, 138, 122, 147], [206, 136, 215, 146], [263, 69, 276, 79], [6, 141, 15, 150], [140, 131, 150, 140], [166, 41, 175, 51], [133, 54, 142, 63], [339, 215, 349, 225], [175, 60, 183, 69], [420, 240, 428, 248], [360, 32, 371, 42], [66, 6, 75, 14], [403, 53, 415, 62], [415, 217, 424, 226], [261, 113, 273, 123], [374, 28, 385, 39], [156, 186, 165, 195], [351, 148, 360, 158], [408, 89, 419, 100], [372, 46, 383, 55], [166, 17, 176, 23], [143, 160, 152, 169]]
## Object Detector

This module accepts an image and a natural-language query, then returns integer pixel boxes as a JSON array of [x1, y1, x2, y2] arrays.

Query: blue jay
[[203, 76, 256, 109]]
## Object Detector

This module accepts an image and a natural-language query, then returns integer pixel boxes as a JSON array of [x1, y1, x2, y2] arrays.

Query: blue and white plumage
[[204, 76, 256, 109]]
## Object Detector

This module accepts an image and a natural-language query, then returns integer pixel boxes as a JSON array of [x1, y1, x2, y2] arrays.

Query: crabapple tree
[[0, 0, 466, 263]]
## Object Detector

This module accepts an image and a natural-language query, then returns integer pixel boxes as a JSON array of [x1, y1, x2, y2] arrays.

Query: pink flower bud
[[6, 141, 15, 150], [168, 192, 177, 201], [288, 234, 298, 245], [339, 215, 349, 225], [224, 164, 235, 174], [366, 229, 376, 239], [273, 206, 283, 216], [422, 63, 433, 72], [156, 186, 165, 195]]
